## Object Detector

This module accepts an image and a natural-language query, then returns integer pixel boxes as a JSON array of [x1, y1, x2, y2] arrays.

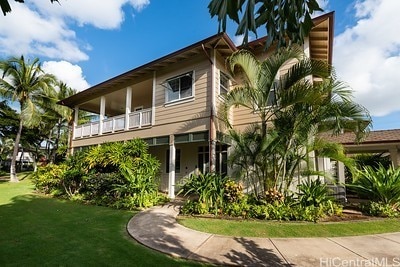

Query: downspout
[[202, 44, 216, 172]]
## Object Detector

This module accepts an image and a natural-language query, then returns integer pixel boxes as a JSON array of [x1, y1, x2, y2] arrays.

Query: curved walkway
[[127, 201, 400, 266]]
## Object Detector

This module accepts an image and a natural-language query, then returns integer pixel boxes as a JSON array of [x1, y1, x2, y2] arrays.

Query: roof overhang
[[59, 33, 237, 108]]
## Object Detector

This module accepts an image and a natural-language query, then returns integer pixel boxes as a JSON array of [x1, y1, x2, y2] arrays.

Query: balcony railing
[[74, 108, 152, 139]]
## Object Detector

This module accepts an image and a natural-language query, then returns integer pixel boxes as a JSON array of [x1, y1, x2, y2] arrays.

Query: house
[[59, 12, 334, 198]]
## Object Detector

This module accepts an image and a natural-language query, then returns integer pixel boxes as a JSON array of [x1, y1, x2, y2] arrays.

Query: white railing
[[73, 108, 152, 139]]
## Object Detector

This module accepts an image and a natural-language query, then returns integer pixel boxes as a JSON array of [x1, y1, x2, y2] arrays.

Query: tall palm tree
[[0, 56, 56, 182], [221, 47, 371, 192]]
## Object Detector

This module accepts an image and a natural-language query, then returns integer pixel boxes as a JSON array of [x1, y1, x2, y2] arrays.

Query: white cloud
[[42, 61, 90, 92], [334, 0, 400, 117], [0, 0, 150, 61]]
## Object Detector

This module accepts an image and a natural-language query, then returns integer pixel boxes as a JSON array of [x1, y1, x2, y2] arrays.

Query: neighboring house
[[59, 12, 334, 198], [323, 129, 400, 167]]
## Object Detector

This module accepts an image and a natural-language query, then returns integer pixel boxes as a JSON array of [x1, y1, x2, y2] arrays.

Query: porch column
[[152, 71, 156, 125], [125, 87, 132, 130], [99, 96, 106, 135], [168, 135, 176, 199], [389, 147, 400, 168], [209, 48, 217, 172], [73, 106, 79, 138], [337, 161, 346, 184]]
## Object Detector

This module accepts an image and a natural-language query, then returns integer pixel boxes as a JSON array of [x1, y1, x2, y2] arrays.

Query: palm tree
[[0, 56, 56, 182], [221, 47, 371, 192]]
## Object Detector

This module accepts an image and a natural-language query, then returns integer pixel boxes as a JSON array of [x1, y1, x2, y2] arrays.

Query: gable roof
[[59, 12, 334, 108]]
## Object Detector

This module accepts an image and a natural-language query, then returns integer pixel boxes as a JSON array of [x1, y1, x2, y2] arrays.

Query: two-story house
[[59, 12, 334, 198]]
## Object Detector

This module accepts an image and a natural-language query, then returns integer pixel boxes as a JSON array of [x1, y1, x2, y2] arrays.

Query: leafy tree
[[0, 56, 56, 182], [221, 48, 371, 193], [208, 0, 323, 48], [0, 0, 57, 16]]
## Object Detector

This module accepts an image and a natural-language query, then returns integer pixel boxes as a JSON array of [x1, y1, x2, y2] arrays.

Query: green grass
[[0, 178, 206, 266], [178, 216, 400, 238]]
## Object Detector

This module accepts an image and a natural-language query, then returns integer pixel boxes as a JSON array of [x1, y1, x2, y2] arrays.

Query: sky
[[0, 0, 399, 130]]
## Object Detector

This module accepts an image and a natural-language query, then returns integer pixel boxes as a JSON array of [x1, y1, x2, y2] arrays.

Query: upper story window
[[219, 71, 229, 96], [165, 71, 194, 103]]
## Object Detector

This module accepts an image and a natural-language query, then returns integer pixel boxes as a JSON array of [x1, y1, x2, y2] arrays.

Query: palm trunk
[[10, 119, 23, 182]]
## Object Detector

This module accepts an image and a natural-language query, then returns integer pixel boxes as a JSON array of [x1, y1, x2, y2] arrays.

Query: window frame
[[219, 70, 230, 96], [164, 71, 195, 104]]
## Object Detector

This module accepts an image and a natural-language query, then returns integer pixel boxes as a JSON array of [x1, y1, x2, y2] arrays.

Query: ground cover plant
[[178, 173, 342, 222], [32, 139, 167, 209], [0, 178, 205, 266]]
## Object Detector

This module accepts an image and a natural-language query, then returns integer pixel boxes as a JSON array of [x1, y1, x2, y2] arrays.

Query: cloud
[[42, 61, 90, 92], [0, 0, 150, 62], [334, 0, 400, 117]]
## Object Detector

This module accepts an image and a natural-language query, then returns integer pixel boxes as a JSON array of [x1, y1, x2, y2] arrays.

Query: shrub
[[297, 179, 334, 207], [349, 164, 400, 205], [178, 172, 228, 214], [32, 163, 67, 195], [360, 202, 400, 218], [223, 179, 244, 203], [181, 200, 209, 215]]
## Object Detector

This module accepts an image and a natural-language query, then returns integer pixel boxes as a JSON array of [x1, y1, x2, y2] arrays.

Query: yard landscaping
[[0, 178, 204, 267]]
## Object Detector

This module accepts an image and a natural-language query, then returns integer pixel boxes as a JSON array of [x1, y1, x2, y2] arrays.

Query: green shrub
[[360, 201, 400, 218], [32, 163, 67, 195], [223, 179, 244, 203], [178, 172, 228, 214], [349, 165, 400, 205], [297, 179, 334, 207], [181, 200, 208, 215]]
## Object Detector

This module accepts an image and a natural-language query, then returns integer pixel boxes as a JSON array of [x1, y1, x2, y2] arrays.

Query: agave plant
[[349, 164, 400, 205]]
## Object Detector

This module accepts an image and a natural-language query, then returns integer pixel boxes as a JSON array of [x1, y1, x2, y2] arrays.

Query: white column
[[389, 147, 400, 168], [209, 48, 217, 172], [152, 71, 156, 125], [99, 96, 106, 135], [125, 87, 132, 130], [337, 161, 346, 184], [168, 135, 176, 199]]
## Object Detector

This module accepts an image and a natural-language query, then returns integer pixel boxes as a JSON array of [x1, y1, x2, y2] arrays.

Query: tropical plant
[[208, 0, 323, 48], [221, 48, 370, 194], [0, 56, 56, 182], [297, 179, 333, 207], [179, 172, 229, 214], [0, 0, 58, 16], [349, 164, 400, 205]]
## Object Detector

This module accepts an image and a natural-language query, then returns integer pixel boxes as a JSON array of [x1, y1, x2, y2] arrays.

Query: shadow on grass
[[128, 202, 290, 266], [0, 194, 204, 266]]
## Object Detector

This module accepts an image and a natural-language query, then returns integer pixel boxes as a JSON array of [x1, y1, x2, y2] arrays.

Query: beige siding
[[154, 55, 211, 126]]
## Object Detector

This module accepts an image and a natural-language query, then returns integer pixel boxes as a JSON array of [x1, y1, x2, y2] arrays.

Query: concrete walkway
[[127, 202, 400, 266]]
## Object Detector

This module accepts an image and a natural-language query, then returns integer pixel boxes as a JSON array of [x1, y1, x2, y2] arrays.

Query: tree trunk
[[10, 119, 23, 182]]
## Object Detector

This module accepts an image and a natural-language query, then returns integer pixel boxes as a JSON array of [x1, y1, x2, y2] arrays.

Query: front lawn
[[0, 178, 205, 266], [178, 216, 400, 238]]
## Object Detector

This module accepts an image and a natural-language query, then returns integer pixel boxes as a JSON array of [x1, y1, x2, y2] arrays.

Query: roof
[[59, 12, 334, 108], [58, 33, 237, 108], [322, 129, 400, 145]]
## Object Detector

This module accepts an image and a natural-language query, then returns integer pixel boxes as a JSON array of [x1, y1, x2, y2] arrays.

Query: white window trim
[[164, 70, 195, 104], [219, 70, 230, 96]]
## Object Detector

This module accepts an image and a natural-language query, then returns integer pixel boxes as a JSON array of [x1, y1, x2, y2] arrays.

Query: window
[[197, 146, 209, 174], [216, 144, 228, 176], [166, 149, 181, 173], [219, 71, 229, 96], [165, 72, 193, 102]]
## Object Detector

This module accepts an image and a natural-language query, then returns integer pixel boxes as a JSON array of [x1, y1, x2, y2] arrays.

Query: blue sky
[[0, 0, 399, 130]]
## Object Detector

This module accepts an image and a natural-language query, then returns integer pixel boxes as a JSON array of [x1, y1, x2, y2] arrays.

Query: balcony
[[74, 108, 152, 139]]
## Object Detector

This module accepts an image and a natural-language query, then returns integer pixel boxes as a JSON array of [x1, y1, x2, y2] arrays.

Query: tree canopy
[[0, 0, 57, 16], [208, 0, 323, 48]]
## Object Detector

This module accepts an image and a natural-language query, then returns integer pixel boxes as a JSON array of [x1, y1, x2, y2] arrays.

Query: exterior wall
[[71, 54, 212, 148], [149, 142, 207, 192]]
